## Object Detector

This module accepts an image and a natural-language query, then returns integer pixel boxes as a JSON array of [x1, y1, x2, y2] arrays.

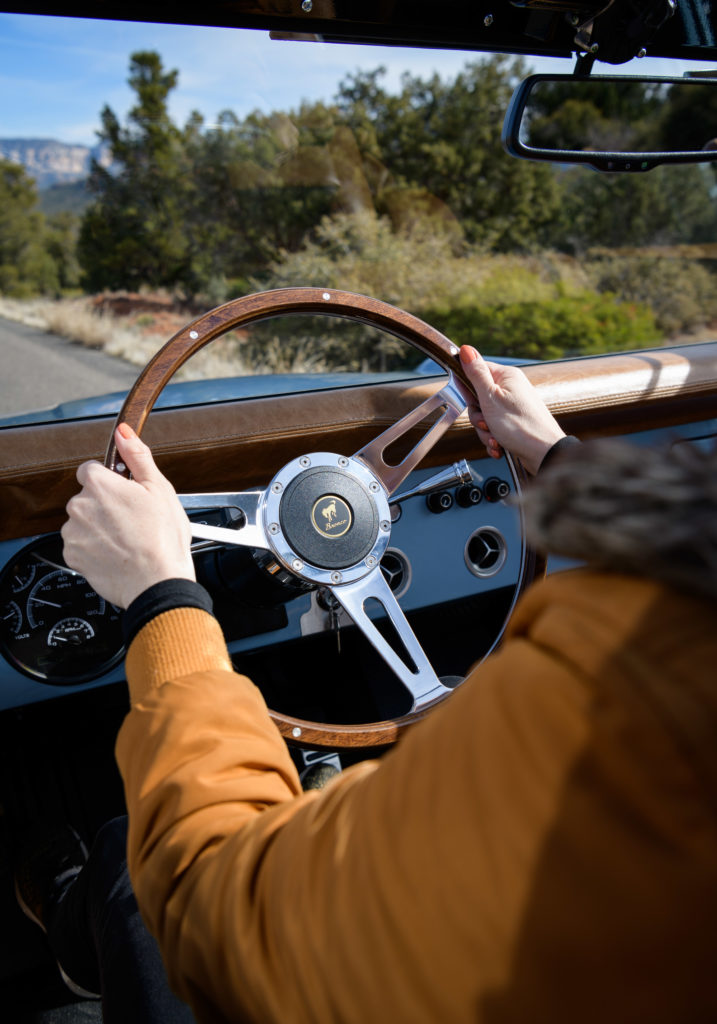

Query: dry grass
[[0, 296, 331, 378]]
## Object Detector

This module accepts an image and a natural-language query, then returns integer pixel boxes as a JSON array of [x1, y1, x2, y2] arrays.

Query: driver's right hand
[[459, 345, 565, 474]]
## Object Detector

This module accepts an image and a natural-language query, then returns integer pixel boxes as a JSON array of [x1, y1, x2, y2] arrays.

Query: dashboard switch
[[456, 483, 482, 507], [426, 490, 454, 513], [484, 477, 510, 502]]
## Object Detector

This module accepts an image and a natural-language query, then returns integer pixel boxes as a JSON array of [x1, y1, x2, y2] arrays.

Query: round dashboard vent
[[380, 548, 411, 597], [464, 527, 507, 578]]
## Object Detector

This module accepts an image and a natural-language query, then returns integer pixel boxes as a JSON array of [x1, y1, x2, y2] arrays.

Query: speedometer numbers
[[0, 537, 124, 685]]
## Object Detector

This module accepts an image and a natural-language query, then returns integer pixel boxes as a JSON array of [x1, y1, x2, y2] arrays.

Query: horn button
[[279, 467, 379, 570]]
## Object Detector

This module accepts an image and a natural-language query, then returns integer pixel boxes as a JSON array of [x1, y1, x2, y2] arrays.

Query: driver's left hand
[[62, 424, 195, 608]]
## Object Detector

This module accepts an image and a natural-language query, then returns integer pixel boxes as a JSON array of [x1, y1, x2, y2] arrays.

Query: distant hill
[[0, 138, 110, 189]]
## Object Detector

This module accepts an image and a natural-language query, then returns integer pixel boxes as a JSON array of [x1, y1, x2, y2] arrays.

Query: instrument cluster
[[0, 535, 124, 685]]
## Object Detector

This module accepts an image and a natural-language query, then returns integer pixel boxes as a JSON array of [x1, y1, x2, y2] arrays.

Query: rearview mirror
[[503, 74, 717, 172]]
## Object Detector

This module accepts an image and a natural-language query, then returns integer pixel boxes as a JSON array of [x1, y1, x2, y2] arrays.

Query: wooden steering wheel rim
[[106, 287, 535, 749]]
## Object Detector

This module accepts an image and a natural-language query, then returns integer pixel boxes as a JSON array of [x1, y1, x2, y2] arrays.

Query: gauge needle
[[30, 598, 62, 608], [34, 554, 80, 575]]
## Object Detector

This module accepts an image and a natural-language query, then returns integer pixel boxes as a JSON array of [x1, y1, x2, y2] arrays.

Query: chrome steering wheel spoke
[[179, 455, 457, 707], [353, 375, 467, 497], [179, 491, 268, 550], [329, 566, 454, 710]]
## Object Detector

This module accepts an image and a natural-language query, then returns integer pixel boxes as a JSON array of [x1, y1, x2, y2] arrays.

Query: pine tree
[[78, 52, 192, 293]]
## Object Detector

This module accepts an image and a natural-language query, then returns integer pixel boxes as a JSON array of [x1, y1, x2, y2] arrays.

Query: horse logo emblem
[[311, 495, 352, 539]]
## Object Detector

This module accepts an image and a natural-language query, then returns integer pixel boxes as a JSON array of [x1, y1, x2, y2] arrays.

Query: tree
[[78, 52, 192, 293], [79, 55, 342, 296], [545, 162, 717, 253], [45, 212, 82, 292], [524, 78, 662, 152], [183, 105, 336, 293], [0, 160, 57, 296], [656, 81, 717, 152], [336, 56, 561, 250]]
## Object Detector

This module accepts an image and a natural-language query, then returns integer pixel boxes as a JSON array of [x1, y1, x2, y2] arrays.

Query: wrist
[[123, 578, 212, 649], [523, 426, 567, 475], [122, 564, 196, 609]]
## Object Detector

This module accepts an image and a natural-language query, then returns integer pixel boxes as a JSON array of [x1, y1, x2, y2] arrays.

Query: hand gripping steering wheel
[[106, 288, 534, 749]]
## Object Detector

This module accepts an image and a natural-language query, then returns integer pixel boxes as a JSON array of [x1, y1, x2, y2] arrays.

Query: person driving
[[19, 345, 717, 1022]]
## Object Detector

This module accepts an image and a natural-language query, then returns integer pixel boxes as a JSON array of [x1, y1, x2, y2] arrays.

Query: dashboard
[[3, 411, 717, 721], [1, 341, 716, 727]]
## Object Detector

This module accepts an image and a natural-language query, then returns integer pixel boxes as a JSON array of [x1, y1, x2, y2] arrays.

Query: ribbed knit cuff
[[538, 435, 582, 473], [123, 579, 214, 648]]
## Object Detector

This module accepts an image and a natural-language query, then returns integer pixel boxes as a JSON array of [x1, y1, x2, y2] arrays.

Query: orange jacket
[[115, 569, 717, 1023]]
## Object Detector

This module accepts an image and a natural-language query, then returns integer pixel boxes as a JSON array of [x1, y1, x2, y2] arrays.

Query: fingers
[[75, 457, 106, 483], [74, 427, 164, 492], [466, 406, 487, 433], [114, 424, 163, 487], [467, 407, 503, 460], [459, 345, 497, 399], [478, 432, 503, 460]]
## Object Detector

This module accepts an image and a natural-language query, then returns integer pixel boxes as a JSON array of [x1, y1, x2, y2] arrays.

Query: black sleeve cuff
[[538, 435, 582, 474], [123, 579, 214, 649]]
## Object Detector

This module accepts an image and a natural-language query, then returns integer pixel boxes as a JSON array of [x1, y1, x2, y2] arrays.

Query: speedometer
[[0, 536, 124, 684], [27, 569, 106, 629]]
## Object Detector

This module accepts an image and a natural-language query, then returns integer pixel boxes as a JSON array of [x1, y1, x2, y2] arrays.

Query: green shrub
[[262, 212, 662, 363], [586, 254, 717, 337], [424, 291, 659, 361]]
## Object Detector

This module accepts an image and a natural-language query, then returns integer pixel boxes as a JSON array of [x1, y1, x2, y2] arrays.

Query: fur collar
[[523, 437, 717, 602]]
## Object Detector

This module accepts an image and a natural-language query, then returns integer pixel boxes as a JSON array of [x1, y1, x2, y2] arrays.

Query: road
[[0, 317, 139, 421]]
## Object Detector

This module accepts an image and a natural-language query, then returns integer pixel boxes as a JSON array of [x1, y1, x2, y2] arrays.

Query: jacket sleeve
[[115, 587, 594, 1024], [115, 574, 717, 1024], [537, 433, 581, 472]]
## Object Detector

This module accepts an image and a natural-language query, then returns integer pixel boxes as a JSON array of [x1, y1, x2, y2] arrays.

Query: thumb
[[459, 345, 496, 402], [115, 423, 162, 486]]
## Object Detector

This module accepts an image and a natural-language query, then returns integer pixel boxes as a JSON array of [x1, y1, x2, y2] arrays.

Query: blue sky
[[0, 12, 697, 146]]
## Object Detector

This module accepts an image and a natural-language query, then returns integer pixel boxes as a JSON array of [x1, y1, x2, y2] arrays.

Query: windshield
[[2, 13, 716, 425]]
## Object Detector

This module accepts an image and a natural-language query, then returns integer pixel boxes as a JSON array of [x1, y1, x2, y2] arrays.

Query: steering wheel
[[106, 288, 535, 749]]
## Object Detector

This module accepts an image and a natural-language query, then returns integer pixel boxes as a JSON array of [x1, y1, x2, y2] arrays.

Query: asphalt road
[[0, 317, 139, 421]]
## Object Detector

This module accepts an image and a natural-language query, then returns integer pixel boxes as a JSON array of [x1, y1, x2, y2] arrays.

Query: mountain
[[0, 138, 110, 189]]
